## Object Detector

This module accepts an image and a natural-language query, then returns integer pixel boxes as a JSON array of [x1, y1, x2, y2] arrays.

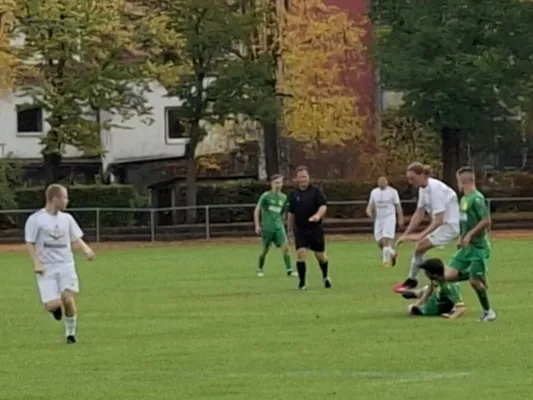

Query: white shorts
[[36, 263, 79, 304], [426, 223, 460, 247], [373, 218, 396, 241]]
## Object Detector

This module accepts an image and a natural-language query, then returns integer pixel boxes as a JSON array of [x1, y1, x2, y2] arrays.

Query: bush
[[15, 185, 138, 227]]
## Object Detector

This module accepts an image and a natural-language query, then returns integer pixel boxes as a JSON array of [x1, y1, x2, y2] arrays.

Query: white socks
[[65, 315, 77, 337], [382, 246, 395, 263], [408, 253, 424, 280]]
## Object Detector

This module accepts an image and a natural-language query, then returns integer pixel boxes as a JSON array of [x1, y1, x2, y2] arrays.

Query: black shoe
[[324, 277, 332, 288], [401, 290, 418, 300], [50, 308, 62, 321], [66, 335, 76, 344]]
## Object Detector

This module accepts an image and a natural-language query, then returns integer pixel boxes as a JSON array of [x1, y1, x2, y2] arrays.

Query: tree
[[372, 0, 533, 185], [15, 0, 150, 182], [140, 0, 277, 222], [0, 0, 26, 91], [281, 0, 366, 151]]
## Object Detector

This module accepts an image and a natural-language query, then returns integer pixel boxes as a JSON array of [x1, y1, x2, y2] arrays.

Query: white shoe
[[288, 271, 298, 277], [479, 309, 496, 322], [257, 270, 264, 277]]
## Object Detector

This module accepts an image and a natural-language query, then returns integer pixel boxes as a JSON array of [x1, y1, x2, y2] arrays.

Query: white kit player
[[393, 162, 460, 293], [24, 184, 95, 344], [365, 176, 404, 267]]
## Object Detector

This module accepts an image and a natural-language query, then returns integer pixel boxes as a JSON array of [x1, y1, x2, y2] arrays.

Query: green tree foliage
[[15, 0, 150, 182], [372, 0, 533, 184], [139, 0, 278, 221]]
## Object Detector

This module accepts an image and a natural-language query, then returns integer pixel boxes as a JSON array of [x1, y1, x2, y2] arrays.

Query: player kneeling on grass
[[254, 175, 296, 277], [24, 184, 95, 344], [404, 258, 465, 320]]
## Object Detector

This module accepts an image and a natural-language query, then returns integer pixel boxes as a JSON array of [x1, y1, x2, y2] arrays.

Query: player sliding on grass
[[403, 258, 465, 320], [24, 184, 95, 344], [446, 166, 495, 321], [393, 163, 460, 293], [254, 175, 296, 277]]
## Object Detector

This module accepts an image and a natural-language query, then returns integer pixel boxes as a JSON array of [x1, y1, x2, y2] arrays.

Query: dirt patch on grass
[[1, 230, 532, 252]]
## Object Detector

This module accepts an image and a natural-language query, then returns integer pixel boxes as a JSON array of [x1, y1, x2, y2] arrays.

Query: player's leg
[[394, 238, 433, 293], [468, 254, 496, 322], [395, 224, 456, 293], [257, 233, 272, 276], [275, 229, 296, 276], [381, 218, 397, 266], [37, 271, 63, 321], [294, 230, 309, 289], [59, 266, 80, 343], [310, 230, 331, 288], [445, 248, 471, 282]]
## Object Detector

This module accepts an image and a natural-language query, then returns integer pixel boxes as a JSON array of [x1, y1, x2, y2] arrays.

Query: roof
[[107, 154, 185, 167], [148, 174, 258, 190]]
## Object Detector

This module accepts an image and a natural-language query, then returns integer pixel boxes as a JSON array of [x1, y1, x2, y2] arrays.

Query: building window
[[165, 107, 186, 140], [17, 106, 43, 133]]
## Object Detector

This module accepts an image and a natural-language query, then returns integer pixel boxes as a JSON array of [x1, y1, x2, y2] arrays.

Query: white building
[[0, 82, 191, 183]]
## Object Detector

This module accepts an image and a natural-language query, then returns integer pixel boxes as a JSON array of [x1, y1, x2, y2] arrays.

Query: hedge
[[14, 185, 138, 227], [5, 175, 533, 227]]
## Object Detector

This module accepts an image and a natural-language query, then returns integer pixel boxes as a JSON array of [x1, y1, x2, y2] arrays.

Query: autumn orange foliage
[[0, 0, 19, 90], [280, 0, 366, 147]]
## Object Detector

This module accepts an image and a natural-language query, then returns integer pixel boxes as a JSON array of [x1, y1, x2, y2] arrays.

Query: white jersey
[[24, 209, 83, 267], [417, 178, 459, 224], [368, 186, 400, 220]]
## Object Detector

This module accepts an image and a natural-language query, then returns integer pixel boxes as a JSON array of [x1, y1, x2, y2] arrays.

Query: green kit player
[[445, 167, 495, 322], [253, 175, 296, 277], [403, 258, 466, 320]]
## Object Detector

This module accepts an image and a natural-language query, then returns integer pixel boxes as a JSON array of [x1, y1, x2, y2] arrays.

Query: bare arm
[[396, 204, 404, 226], [413, 285, 433, 307], [287, 212, 294, 234], [366, 192, 374, 218], [253, 205, 261, 230], [403, 208, 425, 235], [25, 243, 43, 273], [72, 238, 94, 256], [314, 205, 327, 219]]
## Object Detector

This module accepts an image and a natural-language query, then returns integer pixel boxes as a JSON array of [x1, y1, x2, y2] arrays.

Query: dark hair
[[419, 258, 445, 277], [407, 162, 431, 175], [295, 165, 309, 173], [270, 174, 283, 181]]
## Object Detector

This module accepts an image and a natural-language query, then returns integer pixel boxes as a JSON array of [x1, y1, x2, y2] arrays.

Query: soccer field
[[1, 238, 532, 399]]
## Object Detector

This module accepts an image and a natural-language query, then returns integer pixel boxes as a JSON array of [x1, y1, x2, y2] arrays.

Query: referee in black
[[287, 166, 331, 290]]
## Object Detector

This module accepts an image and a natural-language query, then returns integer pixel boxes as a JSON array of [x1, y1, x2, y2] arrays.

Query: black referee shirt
[[288, 185, 327, 230]]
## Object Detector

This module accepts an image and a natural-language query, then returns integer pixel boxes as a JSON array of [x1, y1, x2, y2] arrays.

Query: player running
[[403, 258, 465, 320], [366, 176, 404, 268], [254, 175, 296, 277], [393, 162, 460, 293], [446, 167, 495, 321], [24, 184, 95, 344]]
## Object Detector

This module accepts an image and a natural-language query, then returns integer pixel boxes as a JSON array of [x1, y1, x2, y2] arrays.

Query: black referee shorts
[[294, 227, 325, 253]]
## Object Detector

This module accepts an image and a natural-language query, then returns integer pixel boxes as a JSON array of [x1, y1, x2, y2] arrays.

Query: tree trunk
[[440, 126, 461, 189], [263, 120, 280, 178], [257, 126, 267, 180], [185, 142, 197, 224]]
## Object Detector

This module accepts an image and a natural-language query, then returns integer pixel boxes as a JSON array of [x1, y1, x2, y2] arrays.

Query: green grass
[[0, 239, 532, 399]]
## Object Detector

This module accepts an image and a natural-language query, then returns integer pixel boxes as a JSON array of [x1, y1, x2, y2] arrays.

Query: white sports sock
[[382, 246, 394, 263], [408, 253, 424, 280], [65, 316, 77, 337]]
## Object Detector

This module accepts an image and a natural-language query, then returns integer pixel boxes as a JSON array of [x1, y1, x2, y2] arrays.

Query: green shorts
[[417, 294, 454, 316], [449, 247, 490, 281], [262, 229, 287, 248]]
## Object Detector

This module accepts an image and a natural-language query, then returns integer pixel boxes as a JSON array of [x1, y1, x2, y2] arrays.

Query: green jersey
[[257, 191, 288, 232], [432, 281, 464, 306], [459, 190, 490, 249]]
